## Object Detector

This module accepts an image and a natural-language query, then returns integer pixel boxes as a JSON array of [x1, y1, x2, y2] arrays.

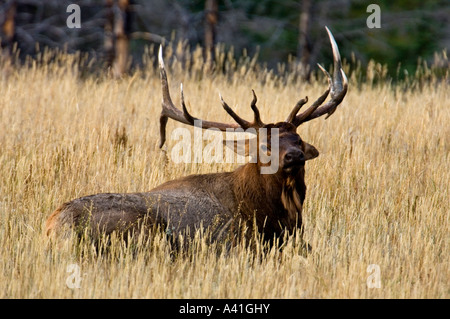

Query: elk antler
[[218, 89, 265, 129], [290, 26, 348, 127], [158, 46, 262, 148]]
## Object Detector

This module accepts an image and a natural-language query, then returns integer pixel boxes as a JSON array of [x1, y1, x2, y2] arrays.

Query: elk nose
[[284, 149, 305, 166]]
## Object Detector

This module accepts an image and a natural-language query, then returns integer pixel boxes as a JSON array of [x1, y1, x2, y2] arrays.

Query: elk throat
[[280, 174, 306, 229]]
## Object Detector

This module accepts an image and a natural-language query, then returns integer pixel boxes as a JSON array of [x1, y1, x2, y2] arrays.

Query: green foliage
[[342, 0, 448, 79], [194, 0, 448, 79], [5, 0, 448, 81]]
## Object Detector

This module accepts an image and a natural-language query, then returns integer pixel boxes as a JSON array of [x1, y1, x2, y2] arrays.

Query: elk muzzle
[[282, 148, 305, 173]]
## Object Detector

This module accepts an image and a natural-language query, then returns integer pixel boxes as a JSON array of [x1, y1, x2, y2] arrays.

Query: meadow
[[0, 46, 448, 298]]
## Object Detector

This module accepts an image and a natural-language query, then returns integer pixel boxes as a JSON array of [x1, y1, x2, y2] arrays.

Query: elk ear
[[304, 142, 319, 160]]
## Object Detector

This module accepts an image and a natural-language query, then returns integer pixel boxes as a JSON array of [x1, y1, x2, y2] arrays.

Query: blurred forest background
[[0, 0, 449, 80]]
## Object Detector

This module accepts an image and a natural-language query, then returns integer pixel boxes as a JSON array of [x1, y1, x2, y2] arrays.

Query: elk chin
[[282, 161, 305, 175]]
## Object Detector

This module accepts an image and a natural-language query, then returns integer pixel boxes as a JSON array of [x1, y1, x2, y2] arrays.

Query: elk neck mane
[[231, 162, 306, 229]]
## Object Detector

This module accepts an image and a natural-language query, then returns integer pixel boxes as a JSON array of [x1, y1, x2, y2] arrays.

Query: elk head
[[158, 27, 347, 178]]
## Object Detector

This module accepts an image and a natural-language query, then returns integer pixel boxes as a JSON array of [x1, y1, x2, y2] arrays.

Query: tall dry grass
[[0, 46, 448, 298]]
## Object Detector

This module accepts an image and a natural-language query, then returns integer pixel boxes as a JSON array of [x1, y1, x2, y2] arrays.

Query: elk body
[[45, 27, 348, 249]]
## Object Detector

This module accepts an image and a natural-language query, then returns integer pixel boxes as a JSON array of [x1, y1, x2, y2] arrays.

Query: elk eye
[[260, 144, 269, 152]]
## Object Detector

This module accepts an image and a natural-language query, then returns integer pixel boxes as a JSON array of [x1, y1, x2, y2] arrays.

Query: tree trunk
[[204, 0, 218, 71], [112, 0, 131, 78], [104, 0, 115, 68], [1, 0, 16, 76], [298, 0, 312, 81]]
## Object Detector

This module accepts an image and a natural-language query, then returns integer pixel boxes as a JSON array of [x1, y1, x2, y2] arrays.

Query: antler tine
[[219, 91, 266, 129], [293, 26, 348, 126], [293, 73, 331, 123], [250, 90, 265, 127], [219, 93, 251, 128], [159, 46, 191, 148], [324, 68, 347, 119], [286, 96, 308, 123], [159, 45, 257, 148], [180, 83, 195, 124]]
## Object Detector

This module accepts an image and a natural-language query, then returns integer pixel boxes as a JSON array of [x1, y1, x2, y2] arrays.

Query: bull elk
[[45, 27, 348, 250]]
